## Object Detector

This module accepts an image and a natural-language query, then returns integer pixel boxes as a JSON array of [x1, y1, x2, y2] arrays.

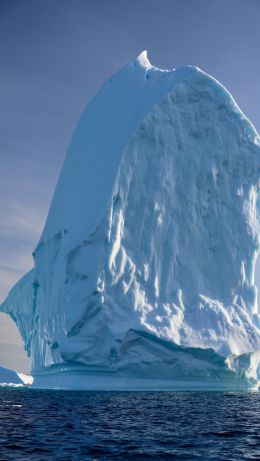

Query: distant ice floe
[[0, 364, 32, 387]]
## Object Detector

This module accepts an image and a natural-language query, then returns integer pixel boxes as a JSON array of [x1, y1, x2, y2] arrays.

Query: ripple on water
[[0, 389, 260, 460]]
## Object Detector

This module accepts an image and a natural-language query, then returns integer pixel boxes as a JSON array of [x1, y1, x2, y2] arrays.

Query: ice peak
[[135, 50, 151, 69]]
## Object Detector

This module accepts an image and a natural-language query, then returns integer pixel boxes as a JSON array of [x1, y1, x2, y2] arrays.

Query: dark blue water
[[0, 389, 260, 460]]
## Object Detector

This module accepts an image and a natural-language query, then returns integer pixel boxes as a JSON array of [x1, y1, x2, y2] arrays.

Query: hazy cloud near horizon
[[0, 0, 259, 371]]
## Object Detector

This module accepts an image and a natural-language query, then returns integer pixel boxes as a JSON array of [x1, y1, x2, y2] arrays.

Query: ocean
[[0, 388, 259, 460]]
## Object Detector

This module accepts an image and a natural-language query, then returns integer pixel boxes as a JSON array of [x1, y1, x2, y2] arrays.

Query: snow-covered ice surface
[[1, 52, 260, 390]]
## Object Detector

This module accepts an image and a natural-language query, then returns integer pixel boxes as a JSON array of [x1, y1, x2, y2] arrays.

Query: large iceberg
[[1, 52, 260, 390]]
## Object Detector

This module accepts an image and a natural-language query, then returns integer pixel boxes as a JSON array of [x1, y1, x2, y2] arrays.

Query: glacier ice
[[1, 51, 260, 390]]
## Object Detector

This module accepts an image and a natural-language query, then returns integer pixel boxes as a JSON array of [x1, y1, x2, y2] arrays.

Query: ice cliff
[[1, 52, 260, 389]]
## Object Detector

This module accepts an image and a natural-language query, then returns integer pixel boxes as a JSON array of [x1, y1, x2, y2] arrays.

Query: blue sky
[[0, 0, 260, 372]]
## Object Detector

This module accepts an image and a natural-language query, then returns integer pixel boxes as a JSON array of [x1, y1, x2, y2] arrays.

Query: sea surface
[[0, 388, 259, 460]]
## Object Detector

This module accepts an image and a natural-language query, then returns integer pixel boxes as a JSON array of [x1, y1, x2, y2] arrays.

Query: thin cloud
[[0, 194, 46, 301], [0, 200, 44, 239]]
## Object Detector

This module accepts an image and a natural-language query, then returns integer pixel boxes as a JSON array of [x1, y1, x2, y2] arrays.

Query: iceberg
[[0, 364, 32, 386], [1, 52, 260, 390]]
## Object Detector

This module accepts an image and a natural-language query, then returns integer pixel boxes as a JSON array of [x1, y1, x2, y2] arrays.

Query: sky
[[0, 0, 260, 372]]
